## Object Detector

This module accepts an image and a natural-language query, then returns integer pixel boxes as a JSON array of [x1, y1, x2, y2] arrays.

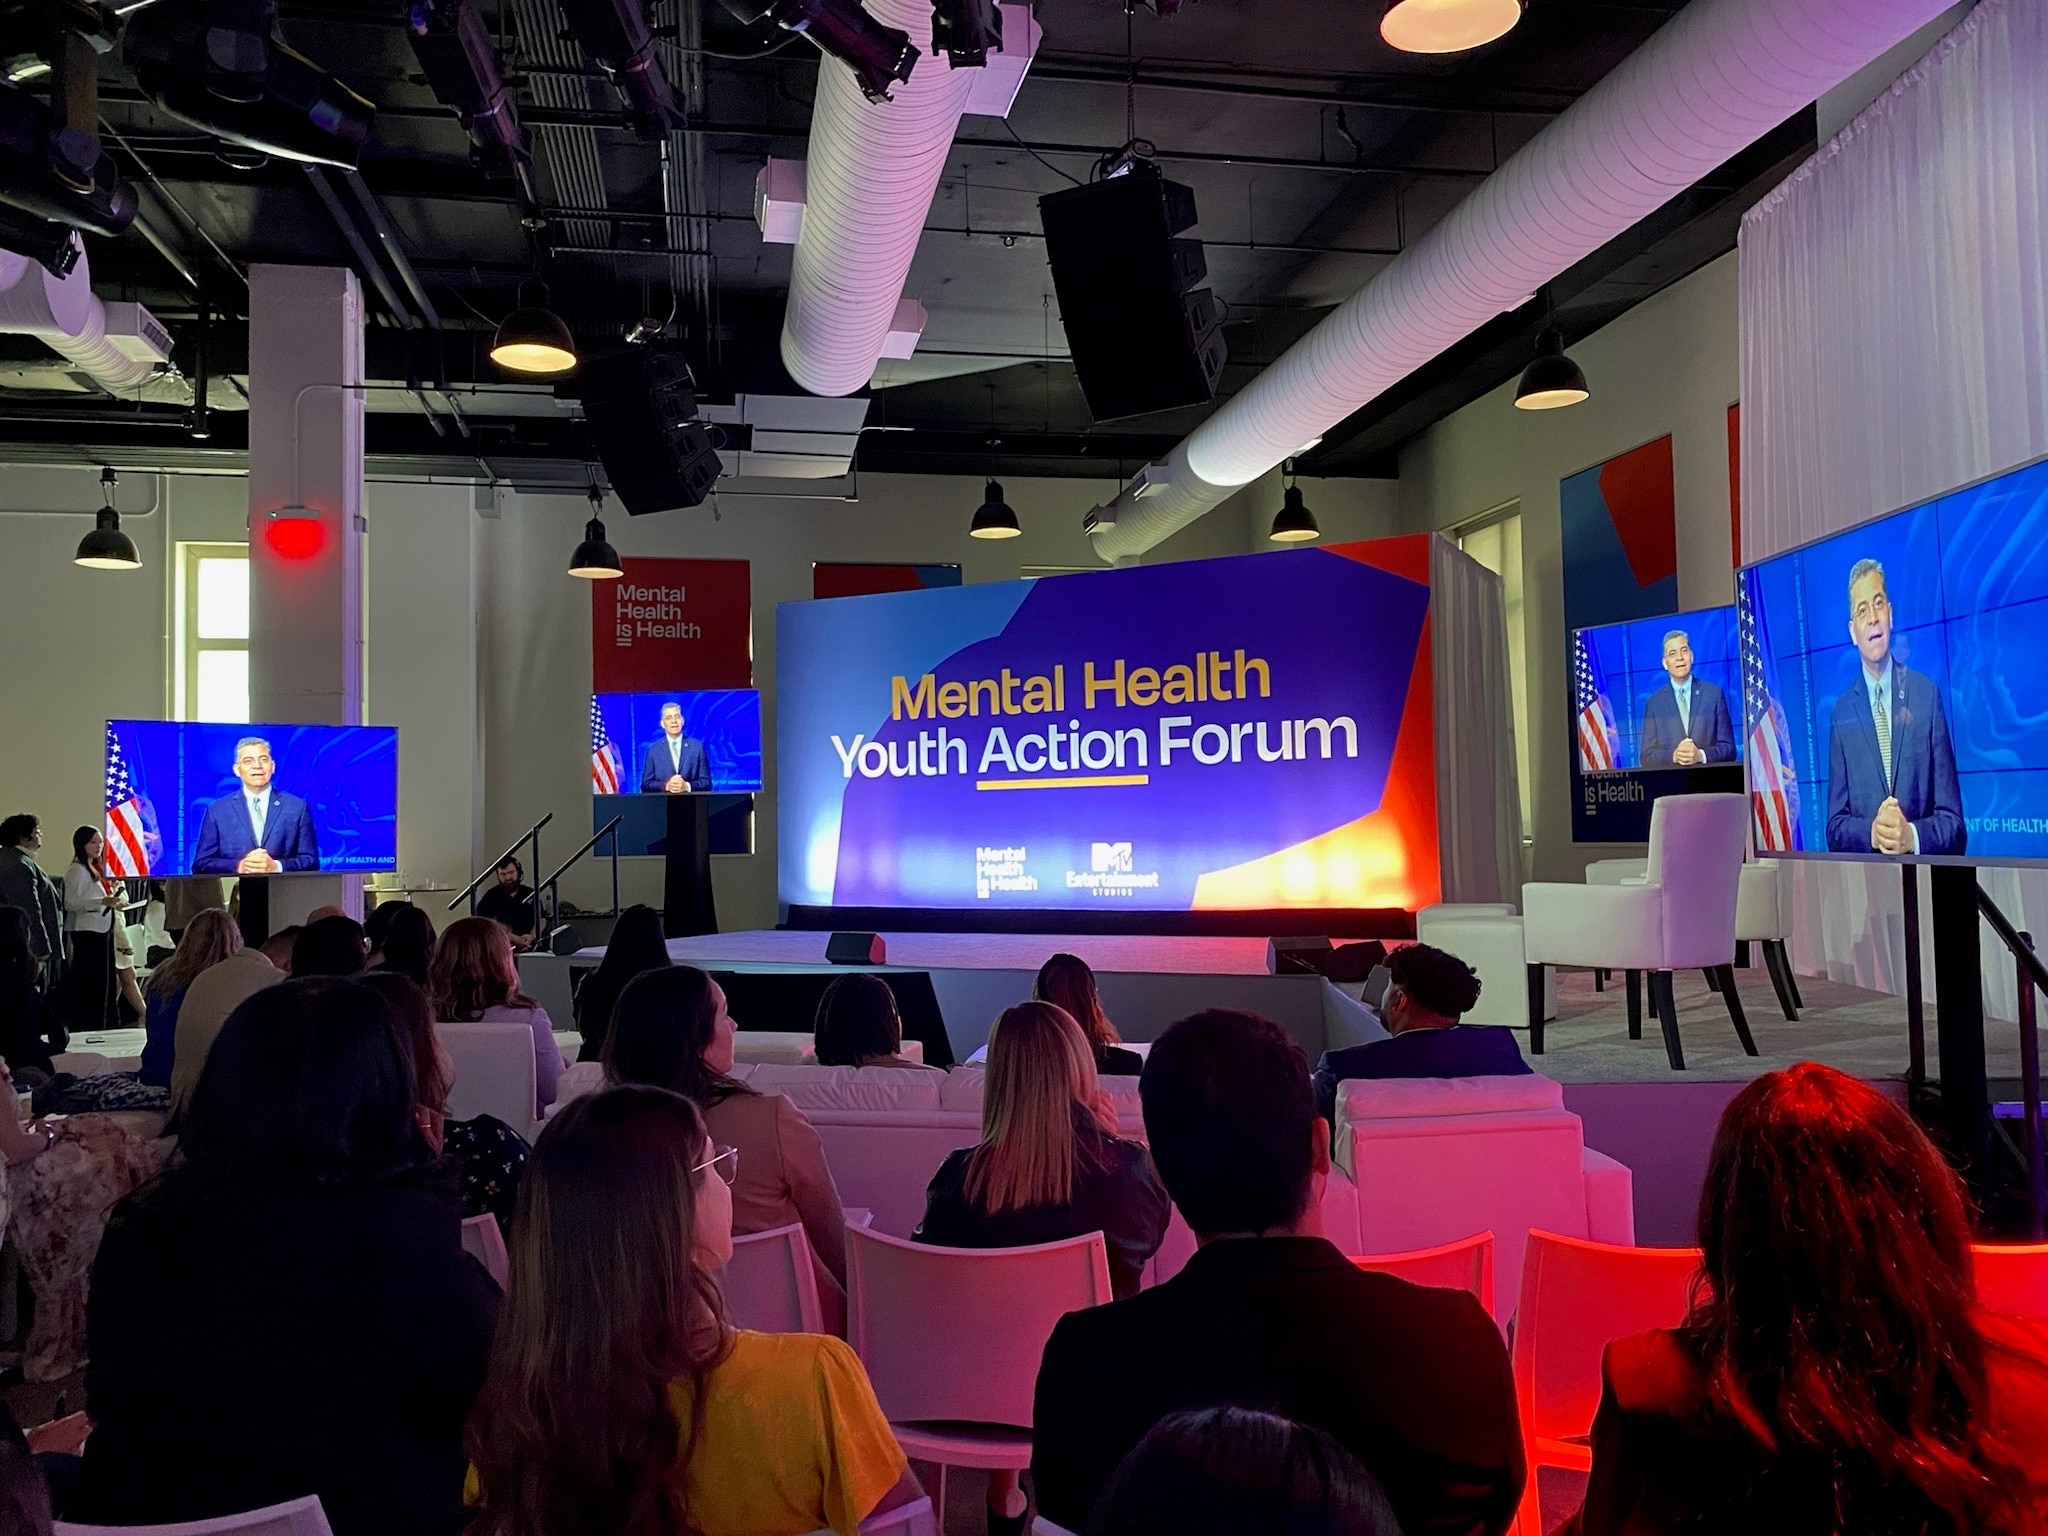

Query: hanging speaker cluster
[[574, 345, 723, 516], [1038, 161, 1225, 422]]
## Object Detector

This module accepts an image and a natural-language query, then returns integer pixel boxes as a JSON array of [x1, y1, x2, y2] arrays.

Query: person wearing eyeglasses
[[602, 964, 853, 1326]]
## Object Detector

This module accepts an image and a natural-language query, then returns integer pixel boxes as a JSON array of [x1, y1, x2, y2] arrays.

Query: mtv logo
[[1091, 841, 1133, 873]]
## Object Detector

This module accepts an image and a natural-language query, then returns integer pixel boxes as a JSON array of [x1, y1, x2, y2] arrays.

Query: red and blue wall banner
[[812, 562, 963, 600], [777, 539, 1441, 914], [1561, 434, 1677, 632], [592, 557, 753, 691]]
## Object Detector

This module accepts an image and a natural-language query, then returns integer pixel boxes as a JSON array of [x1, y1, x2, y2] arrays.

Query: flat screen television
[[103, 720, 399, 877], [1571, 605, 1743, 775], [1738, 453, 2048, 863], [590, 689, 764, 796]]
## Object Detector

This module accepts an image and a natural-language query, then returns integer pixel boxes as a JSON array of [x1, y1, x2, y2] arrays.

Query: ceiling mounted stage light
[[491, 281, 578, 375], [1269, 484, 1319, 544], [715, 0, 918, 103], [969, 479, 1020, 539], [1514, 328, 1590, 411], [1379, 0, 1524, 55], [568, 489, 623, 580], [556, 0, 686, 142], [76, 468, 140, 570], [933, 0, 1002, 67]]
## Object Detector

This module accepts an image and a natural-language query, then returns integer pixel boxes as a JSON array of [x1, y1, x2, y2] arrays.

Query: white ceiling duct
[[1086, 0, 1965, 562], [0, 243, 191, 405], [779, 0, 978, 396]]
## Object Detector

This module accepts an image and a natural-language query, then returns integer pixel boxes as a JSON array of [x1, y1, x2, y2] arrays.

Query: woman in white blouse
[[63, 825, 123, 1036]]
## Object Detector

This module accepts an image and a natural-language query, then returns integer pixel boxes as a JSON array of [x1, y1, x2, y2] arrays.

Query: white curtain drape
[[1738, 0, 2048, 1012], [1432, 536, 1524, 905]]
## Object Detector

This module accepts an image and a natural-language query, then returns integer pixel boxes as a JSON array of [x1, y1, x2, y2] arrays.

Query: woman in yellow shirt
[[466, 1085, 918, 1536]]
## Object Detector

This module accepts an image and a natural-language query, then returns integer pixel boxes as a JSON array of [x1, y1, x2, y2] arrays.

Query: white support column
[[247, 264, 366, 924]]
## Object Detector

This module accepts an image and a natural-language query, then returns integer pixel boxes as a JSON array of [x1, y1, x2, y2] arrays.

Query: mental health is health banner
[[777, 539, 1441, 914]]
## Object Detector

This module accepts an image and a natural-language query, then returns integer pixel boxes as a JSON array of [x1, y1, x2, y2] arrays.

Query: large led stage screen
[[1572, 605, 1743, 775], [590, 689, 764, 795], [1739, 454, 2048, 864], [103, 721, 398, 877], [778, 541, 1441, 914]]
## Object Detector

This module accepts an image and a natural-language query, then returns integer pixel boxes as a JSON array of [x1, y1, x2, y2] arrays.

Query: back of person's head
[[258, 925, 300, 974], [1693, 1061, 2045, 1533], [1035, 952, 1120, 1048], [374, 902, 437, 985], [1385, 942, 1481, 1023], [147, 906, 242, 999], [432, 915, 528, 1019], [180, 977, 416, 1184], [1087, 1407, 1399, 1536], [0, 814, 36, 849], [966, 1001, 1098, 1215], [589, 903, 670, 990], [362, 898, 405, 954], [0, 1403, 51, 1536], [813, 972, 903, 1066], [292, 914, 367, 978], [603, 964, 746, 1108], [70, 824, 97, 864], [468, 1086, 731, 1536], [1143, 1010, 1316, 1238], [356, 970, 450, 1115]]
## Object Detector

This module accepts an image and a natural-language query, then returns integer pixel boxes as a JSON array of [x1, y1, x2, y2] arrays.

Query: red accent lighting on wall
[[264, 510, 325, 561]]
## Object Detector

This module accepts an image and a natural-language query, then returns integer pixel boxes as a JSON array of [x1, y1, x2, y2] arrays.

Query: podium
[[664, 794, 718, 937]]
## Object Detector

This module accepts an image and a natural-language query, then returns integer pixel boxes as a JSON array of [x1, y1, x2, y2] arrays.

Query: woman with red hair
[[1566, 1061, 2048, 1535]]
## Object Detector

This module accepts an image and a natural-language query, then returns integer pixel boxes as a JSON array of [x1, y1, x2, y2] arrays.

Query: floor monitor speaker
[[1266, 935, 1333, 975], [1039, 162, 1226, 421], [826, 931, 887, 965]]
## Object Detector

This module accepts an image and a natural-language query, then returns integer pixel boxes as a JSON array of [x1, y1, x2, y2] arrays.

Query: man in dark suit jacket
[[1637, 629, 1735, 770], [1313, 943, 1531, 1122], [191, 737, 320, 875], [1033, 1009, 1524, 1536], [638, 701, 712, 794], [1824, 559, 1965, 855]]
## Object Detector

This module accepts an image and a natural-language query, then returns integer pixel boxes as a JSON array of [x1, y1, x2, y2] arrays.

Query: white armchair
[[1523, 794, 1756, 1071], [1738, 858, 1801, 1020]]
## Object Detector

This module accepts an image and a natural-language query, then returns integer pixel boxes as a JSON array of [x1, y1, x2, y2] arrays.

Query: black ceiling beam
[[1020, 57, 1574, 118]]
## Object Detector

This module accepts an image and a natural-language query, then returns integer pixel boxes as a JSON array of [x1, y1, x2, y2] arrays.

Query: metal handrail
[[1975, 885, 2046, 1238], [536, 815, 623, 929], [449, 812, 554, 912]]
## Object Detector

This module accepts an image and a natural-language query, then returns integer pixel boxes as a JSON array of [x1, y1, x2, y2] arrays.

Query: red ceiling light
[[264, 506, 325, 560]]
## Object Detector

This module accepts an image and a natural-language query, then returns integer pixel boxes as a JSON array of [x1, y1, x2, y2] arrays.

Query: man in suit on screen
[[1825, 559, 1965, 855], [1638, 628, 1736, 769], [638, 701, 712, 794], [191, 737, 321, 874]]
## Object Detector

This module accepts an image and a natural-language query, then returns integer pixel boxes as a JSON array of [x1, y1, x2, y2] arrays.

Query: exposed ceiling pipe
[[1085, 0, 1965, 562], [0, 243, 192, 405], [779, 0, 977, 396], [345, 170, 472, 437], [304, 165, 444, 437]]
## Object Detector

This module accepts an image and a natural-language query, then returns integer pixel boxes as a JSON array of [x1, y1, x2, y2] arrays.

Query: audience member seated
[[916, 1000, 1167, 1298], [258, 924, 300, 973], [0, 905, 53, 1077], [1562, 1062, 2048, 1536], [372, 901, 437, 986], [1312, 943, 1529, 1121], [167, 930, 283, 1120], [474, 856, 538, 950], [434, 916, 564, 1112], [363, 897, 405, 966], [359, 970, 530, 1231], [1032, 1008, 1524, 1536], [572, 902, 668, 1063], [1036, 952, 1144, 1076], [465, 1086, 921, 1536], [293, 913, 369, 977], [0, 1403, 52, 1536], [814, 972, 933, 1070], [0, 1057, 66, 1168], [138, 906, 240, 1088], [1086, 1407, 1400, 1536], [75, 978, 500, 1536], [605, 964, 850, 1301]]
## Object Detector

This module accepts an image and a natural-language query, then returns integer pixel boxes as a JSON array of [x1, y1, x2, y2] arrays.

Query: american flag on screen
[[1574, 631, 1618, 773], [590, 696, 624, 794], [103, 723, 157, 878], [1740, 583, 1802, 851]]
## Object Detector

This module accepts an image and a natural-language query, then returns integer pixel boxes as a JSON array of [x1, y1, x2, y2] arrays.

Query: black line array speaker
[[1039, 162, 1226, 421], [826, 931, 887, 965], [578, 343, 723, 514]]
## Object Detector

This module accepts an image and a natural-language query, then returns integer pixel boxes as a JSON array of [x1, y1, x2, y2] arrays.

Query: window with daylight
[[1454, 507, 1531, 840], [177, 542, 250, 723]]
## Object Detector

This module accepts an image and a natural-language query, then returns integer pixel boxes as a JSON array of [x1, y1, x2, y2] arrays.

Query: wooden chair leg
[[1715, 963, 1760, 1055], [1762, 941, 1800, 1021], [1526, 965, 1547, 1054], [1736, 938, 1752, 968], [1776, 941, 1805, 1009], [1652, 970, 1686, 1070], [1704, 967, 1721, 993], [1593, 967, 1605, 993], [1625, 969, 1643, 1040]]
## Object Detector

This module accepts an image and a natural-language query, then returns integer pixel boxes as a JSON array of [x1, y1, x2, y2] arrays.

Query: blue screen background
[[1741, 456, 2048, 860], [595, 689, 763, 794], [1575, 606, 1742, 771], [108, 721, 398, 875]]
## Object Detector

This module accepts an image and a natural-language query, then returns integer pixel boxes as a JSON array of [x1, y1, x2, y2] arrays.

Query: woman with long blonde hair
[[138, 907, 242, 1087], [913, 1002, 1170, 1536], [430, 915, 563, 1112], [466, 1086, 918, 1536]]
